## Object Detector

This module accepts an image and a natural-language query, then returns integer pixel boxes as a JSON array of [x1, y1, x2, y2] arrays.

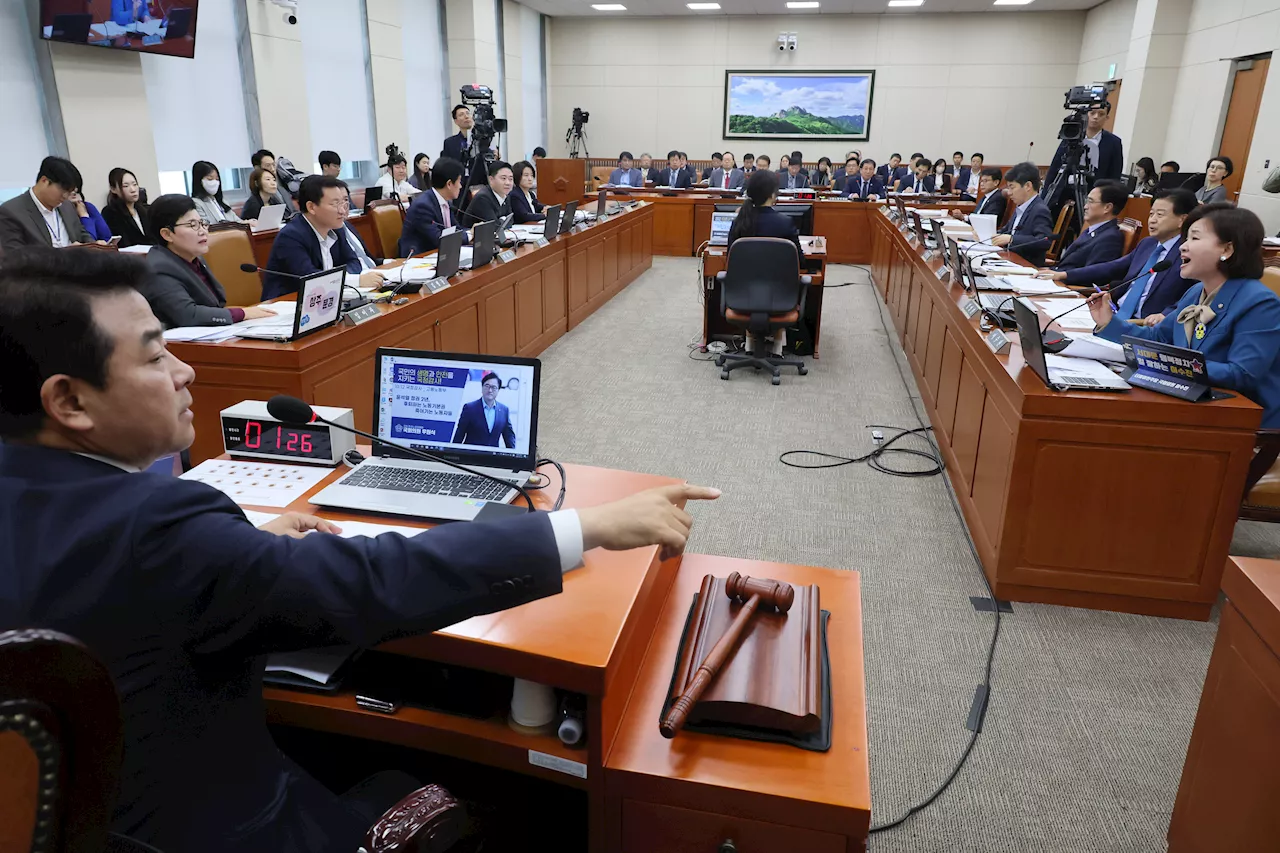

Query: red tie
[[724, 172, 729, 188]]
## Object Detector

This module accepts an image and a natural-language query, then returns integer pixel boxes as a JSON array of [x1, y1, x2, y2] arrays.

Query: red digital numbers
[[245, 420, 262, 449], [239, 419, 318, 456], [286, 432, 299, 451], [300, 434, 313, 453]]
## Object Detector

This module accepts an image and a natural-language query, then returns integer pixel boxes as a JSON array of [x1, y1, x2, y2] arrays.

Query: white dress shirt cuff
[[548, 509, 585, 574]]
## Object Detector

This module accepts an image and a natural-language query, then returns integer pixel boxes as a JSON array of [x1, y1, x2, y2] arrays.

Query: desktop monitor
[[774, 204, 814, 237], [709, 211, 736, 246], [40, 1, 201, 58]]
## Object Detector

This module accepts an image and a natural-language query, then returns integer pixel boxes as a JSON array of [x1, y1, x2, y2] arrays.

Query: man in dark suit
[[754, 154, 771, 173], [0, 156, 94, 251], [781, 151, 809, 190], [637, 153, 661, 184], [1052, 179, 1127, 272], [608, 151, 643, 187], [1046, 104, 1124, 188], [832, 156, 859, 193], [741, 153, 756, 174], [680, 152, 698, 185], [399, 157, 468, 257], [949, 151, 971, 197], [876, 153, 907, 188], [440, 104, 493, 183], [464, 161, 514, 226], [659, 151, 691, 189], [898, 158, 933, 195], [452, 371, 516, 447], [1048, 188, 1197, 324], [701, 153, 722, 183], [708, 151, 745, 190], [262, 176, 382, 300], [991, 162, 1056, 266], [957, 153, 985, 198], [951, 167, 1008, 222], [0, 247, 718, 853], [842, 159, 887, 200], [831, 150, 862, 183]]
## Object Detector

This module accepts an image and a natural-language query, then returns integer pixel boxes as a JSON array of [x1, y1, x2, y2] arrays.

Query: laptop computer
[[250, 204, 287, 233], [363, 185, 384, 209], [558, 201, 578, 234], [310, 349, 541, 521], [236, 268, 346, 341], [436, 229, 464, 278], [1014, 297, 1129, 391], [708, 211, 736, 246], [541, 205, 561, 241], [467, 220, 497, 270]]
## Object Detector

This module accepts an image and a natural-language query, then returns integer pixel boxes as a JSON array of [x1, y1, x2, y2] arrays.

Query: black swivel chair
[[714, 237, 810, 385]]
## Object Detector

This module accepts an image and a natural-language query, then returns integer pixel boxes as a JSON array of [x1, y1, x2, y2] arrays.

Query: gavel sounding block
[[669, 574, 822, 735]]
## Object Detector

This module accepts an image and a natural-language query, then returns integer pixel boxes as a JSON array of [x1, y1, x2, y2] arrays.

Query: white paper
[[242, 511, 423, 539], [182, 460, 332, 508], [162, 326, 240, 342], [264, 646, 357, 685], [1012, 279, 1075, 294], [1044, 354, 1123, 381], [118, 245, 152, 254], [1055, 315, 1098, 331], [1061, 333, 1126, 363]]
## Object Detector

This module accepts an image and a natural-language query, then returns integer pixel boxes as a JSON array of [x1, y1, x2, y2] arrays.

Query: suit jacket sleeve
[[1205, 291, 1280, 395], [241, 194, 265, 222], [1062, 248, 1135, 286], [451, 402, 473, 443], [132, 481, 564, 658], [1101, 133, 1123, 181], [501, 407, 516, 449], [403, 194, 446, 255], [0, 204, 30, 249], [1009, 204, 1055, 255], [142, 263, 237, 327]]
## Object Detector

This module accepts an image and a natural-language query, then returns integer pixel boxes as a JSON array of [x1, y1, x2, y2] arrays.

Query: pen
[[1092, 285, 1116, 313]]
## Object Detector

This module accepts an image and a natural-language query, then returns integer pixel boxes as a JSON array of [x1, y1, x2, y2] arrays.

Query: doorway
[[1218, 54, 1270, 202], [1102, 79, 1122, 134]]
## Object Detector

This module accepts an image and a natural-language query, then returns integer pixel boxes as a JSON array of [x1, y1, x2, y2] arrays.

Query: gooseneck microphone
[[266, 395, 537, 513], [1036, 259, 1174, 351]]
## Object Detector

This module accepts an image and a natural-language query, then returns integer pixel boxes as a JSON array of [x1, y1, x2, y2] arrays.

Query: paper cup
[[969, 214, 997, 243], [510, 678, 557, 728]]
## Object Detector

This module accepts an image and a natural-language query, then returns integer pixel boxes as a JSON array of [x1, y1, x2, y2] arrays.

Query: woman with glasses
[[101, 167, 152, 247], [191, 160, 253, 226], [1196, 156, 1232, 204], [140, 194, 273, 327]]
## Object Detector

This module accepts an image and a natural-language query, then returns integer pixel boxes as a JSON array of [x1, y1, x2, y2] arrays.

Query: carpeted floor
[[533, 257, 1280, 852]]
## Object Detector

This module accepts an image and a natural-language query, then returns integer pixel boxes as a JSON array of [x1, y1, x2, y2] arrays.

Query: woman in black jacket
[[140, 194, 274, 328], [240, 167, 296, 223], [101, 167, 152, 247], [726, 169, 803, 357], [508, 160, 545, 223]]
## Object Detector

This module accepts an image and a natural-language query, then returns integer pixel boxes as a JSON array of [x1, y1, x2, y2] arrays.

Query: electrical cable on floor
[[779, 425, 943, 477]]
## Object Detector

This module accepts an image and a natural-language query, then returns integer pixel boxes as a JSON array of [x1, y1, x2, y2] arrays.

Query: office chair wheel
[[771, 374, 781, 386], [720, 370, 730, 380], [798, 365, 808, 375]]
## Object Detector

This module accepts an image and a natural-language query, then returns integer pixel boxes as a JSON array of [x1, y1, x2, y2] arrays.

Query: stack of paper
[[163, 326, 241, 343], [1044, 353, 1126, 386], [243, 510, 423, 538], [183, 461, 332, 508], [1061, 333, 1125, 363], [381, 258, 436, 285], [1011, 278, 1073, 295]]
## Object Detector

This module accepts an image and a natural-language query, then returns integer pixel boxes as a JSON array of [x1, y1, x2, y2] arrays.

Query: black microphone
[[266, 395, 536, 514], [241, 263, 370, 309], [1036, 259, 1174, 351]]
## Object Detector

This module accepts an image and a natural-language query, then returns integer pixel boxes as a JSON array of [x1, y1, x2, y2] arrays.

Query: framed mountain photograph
[[723, 70, 875, 141]]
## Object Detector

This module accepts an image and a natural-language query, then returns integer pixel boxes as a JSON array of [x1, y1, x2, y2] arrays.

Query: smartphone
[[108, 235, 122, 247]]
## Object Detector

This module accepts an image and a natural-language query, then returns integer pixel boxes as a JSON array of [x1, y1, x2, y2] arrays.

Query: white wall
[[519, 3, 546, 160], [247, 0, 312, 167], [301, 0, 377, 164], [547, 13, 1087, 166], [1, 0, 53, 194], [1076, 0, 1136, 83]]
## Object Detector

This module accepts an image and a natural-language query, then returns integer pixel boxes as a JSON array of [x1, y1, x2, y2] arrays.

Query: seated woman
[[241, 167, 296, 223], [726, 169, 803, 358], [140, 194, 273, 328], [409, 152, 432, 192], [101, 167, 152, 247], [1195, 156, 1232, 204], [191, 160, 251, 226], [68, 188, 112, 242], [1088, 203, 1280, 426], [810, 157, 834, 187], [930, 159, 953, 194], [1132, 157, 1158, 196], [509, 160, 545, 223]]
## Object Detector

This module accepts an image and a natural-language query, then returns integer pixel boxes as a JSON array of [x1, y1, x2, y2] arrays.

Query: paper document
[[1044, 353, 1122, 381], [1012, 279, 1074, 294], [1061, 333, 1126, 363], [182, 460, 332, 508], [162, 326, 240, 343], [243, 510, 424, 539], [119, 245, 151, 254], [264, 647, 357, 685], [381, 259, 436, 285]]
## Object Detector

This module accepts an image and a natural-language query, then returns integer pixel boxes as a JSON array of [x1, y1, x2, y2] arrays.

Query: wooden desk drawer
[[621, 799, 846, 853]]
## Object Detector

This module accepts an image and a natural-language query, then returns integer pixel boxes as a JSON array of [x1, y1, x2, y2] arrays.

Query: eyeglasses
[[174, 220, 210, 232]]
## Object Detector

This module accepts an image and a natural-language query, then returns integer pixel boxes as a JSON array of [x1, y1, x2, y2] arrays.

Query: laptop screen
[[709, 211, 735, 245], [373, 349, 540, 469], [1013, 297, 1051, 386]]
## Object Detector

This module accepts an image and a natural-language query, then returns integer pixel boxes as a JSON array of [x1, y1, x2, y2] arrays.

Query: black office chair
[[714, 237, 810, 385]]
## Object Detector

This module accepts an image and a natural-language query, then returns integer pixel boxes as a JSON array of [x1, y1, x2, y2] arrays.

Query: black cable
[[532, 458, 567, 511], [780, 425, 942, 477]]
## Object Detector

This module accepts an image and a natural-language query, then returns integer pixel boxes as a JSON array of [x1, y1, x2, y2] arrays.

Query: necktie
[[1116, 243, 1165, 320], [724, 172, 730, 188], [860, 180, 867, 198], [441, 198, 451, 229], [915, 180, 922, 193]]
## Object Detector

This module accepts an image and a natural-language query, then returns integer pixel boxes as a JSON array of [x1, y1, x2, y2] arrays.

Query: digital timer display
[[222, 418, 333, 460]]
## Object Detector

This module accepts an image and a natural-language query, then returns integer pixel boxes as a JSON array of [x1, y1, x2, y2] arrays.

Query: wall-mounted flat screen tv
[[41, 0, 200, 59], [724, 70, 875, 142]]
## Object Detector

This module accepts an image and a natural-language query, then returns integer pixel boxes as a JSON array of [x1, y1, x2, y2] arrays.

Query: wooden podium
[[538, 158, 587, 208]]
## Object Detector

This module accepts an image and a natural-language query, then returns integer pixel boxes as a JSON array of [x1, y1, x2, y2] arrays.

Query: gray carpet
[[534, 257, 1280, 852]]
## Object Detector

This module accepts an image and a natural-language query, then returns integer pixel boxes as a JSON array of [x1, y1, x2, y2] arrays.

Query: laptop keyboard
[[342, 466, 515, 501], [979, 293, 1014, 313]]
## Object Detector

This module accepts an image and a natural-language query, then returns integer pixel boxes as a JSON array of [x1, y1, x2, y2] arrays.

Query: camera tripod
[[1041, 137, 1094, 236], [566, 124, 588, 159]]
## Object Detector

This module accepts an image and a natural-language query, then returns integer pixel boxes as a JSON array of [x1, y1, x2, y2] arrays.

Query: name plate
[[1120, 336, 1214, 402], [342, 302, 382, 326], [937, 266, 951, 281], [498, 249, 517, 263], [907, 234, 918, 245], [985, 327, 1012, 355], [535, 237, 550, 248], [425, 277, 450, 294], [923, 249, 934, 262], [960, 296, 981, 318]]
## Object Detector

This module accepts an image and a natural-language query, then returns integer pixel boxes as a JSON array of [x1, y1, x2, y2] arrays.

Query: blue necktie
[[1116, 243, 1165, 320]]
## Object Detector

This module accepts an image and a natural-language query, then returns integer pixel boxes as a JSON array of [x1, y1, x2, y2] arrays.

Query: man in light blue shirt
[[452, 371, 516, 447], [608, 152, 641, 188]]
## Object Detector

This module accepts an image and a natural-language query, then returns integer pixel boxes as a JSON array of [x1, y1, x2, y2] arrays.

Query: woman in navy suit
[[1089, 203, 1280, 426], [508, 160, 545, 223], [726, 169, 803, 357]]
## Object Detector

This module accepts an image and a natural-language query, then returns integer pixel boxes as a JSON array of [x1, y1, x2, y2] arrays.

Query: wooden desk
[[604, 554, 871, 853], [699, 244, 828, 357], [1168, 556, 1280, 850], [258, 459, 686, 853], [869, 207, 1260, 619], [172, 202, 654, 464]]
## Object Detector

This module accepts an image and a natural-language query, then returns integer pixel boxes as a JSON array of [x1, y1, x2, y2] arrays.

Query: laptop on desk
[[708, 211, 736, 247], [542, 205, 561, 241], [250, 204, 287, 233], [310, 349, 541, 522], [559, 201, 578, 234], [465, 220, 497, 270], [1014, 298, 1129, 392], [235, 268, 345, 341]]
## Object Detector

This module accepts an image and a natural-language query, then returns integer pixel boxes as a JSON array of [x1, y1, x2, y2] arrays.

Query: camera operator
[[442, 104, 495, 182], [1045, 101, 1124, 188]]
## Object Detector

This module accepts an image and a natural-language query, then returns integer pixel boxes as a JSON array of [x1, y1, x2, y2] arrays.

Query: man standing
[[709, 152, 745, 190], [990, 162, 1056, 266], [452, 371, 516, 448], [263, 175, 383, 299], [399, 158, 469, 256], [659, 151, 691, 189], [1046, 103, 1124, 188], [782, 152, 809, 190], [441, 105, 493, 182], [1051, 179, 1127, 272], [0, 156, 94, 250], [608, 152, 642, 187], [842, 159, 886, 201], [466, 161, 515, 224]]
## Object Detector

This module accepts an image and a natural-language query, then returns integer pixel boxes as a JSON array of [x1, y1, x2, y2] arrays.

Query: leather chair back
[[1119, 218, 1141, 256], [0, 629, 122, 853], [589, 166, 613, 187], [1046, 201, 1075, 263], [722, 237, 805, 327], [368, 200, 405, 259], [204, 224, 262, 306], [1261, 266, 1280, 301], [349, 188, 366, 211]]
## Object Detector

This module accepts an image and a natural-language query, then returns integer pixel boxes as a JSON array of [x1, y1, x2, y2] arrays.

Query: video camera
[[1057, 85, 1110, 142], [571, 107, 589, 131], [460, 84, 508, 159]]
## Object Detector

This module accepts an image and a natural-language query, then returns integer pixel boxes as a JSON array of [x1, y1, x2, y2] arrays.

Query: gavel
[[660, 572, 794, 738]]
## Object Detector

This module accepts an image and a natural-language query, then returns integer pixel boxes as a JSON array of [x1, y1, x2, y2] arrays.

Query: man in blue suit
[[452, 371, 516, 448], [1052, 179, 1127, 272], [842, 159, 886, 201], [1048, 188, 1197, 323], [990, 162, 1056, 267], [608, 151, 643, 187], [440, 104, 493, 184], [658, 151, 691, 189], [0, 248, 719, 853], [898, 158, 933, 195], [1046, 104, 1124, 188], [876, 153, 908, 189], [781, 151, 810, 190], [262, 176, 382, 300], [949, 151, 971, 196], [398, 157, 468, 257]]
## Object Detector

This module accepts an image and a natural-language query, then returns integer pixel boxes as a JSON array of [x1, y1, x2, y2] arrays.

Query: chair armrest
[[715, 271, 726, 282], [363, 784, 464, 853]]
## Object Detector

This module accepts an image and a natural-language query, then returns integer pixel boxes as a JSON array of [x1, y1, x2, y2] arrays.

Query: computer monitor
[[774, 203, 814, 237], [946, 235, 965, 281], [363, 185, 384, 208], [1155, 172, 1196, 192], [709, 211, 736, 246], [558, 200, 578, 234], [436, 229, 464, 278], [1013, 297, 1053, 388], [470, 220, 497, 270], [373, 348, 541, 469], [596, 188, 609, 218], [541, 204, 561, 241]]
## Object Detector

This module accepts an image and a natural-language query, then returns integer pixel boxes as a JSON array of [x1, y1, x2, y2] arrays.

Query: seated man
[[399, 157, 468, 257], [754, 154, 772, 173], [898, 158, 933, 195], [950, 167, 1007, 222], [709, 151, 745, 190], [741, 153, 756, 174], [701, 153, 722, 183], [659, 150, 691, 189], [949, 151, 971, 196], [608, 151, 642, 187], [0, 156, 94, 249], [781, 151, 809, 190], [1161, 160, 1180, 174], [842, 158, 886, 201], [0, 247, 717, 853], [958, 153, 985, 198], [1043, 188, 1197, 325], [832, 150, 862, 183], [465, 160, 514, 225], [636, 153, 661, 184], [832, 156, 860, 193], [452, 371, 515, 447], [680, 152, 698, 185], [877, 153, 907, 188], [338, 181, 381, 270], [990, 162, 1055, 266], [263, 175, 383, 299], [1052, 179, 1126, 272]]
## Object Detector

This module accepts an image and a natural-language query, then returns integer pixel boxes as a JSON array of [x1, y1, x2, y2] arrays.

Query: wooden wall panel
[[438, 303, 480, 353], [515, 275, 543, 351], [544, 258, 567, 329], [567, 248, 588, 319], [951, 359, 986, 495], [971, 398, 1014, 554], [587, 242, 605, 300], [935, 331, 964, 443]]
